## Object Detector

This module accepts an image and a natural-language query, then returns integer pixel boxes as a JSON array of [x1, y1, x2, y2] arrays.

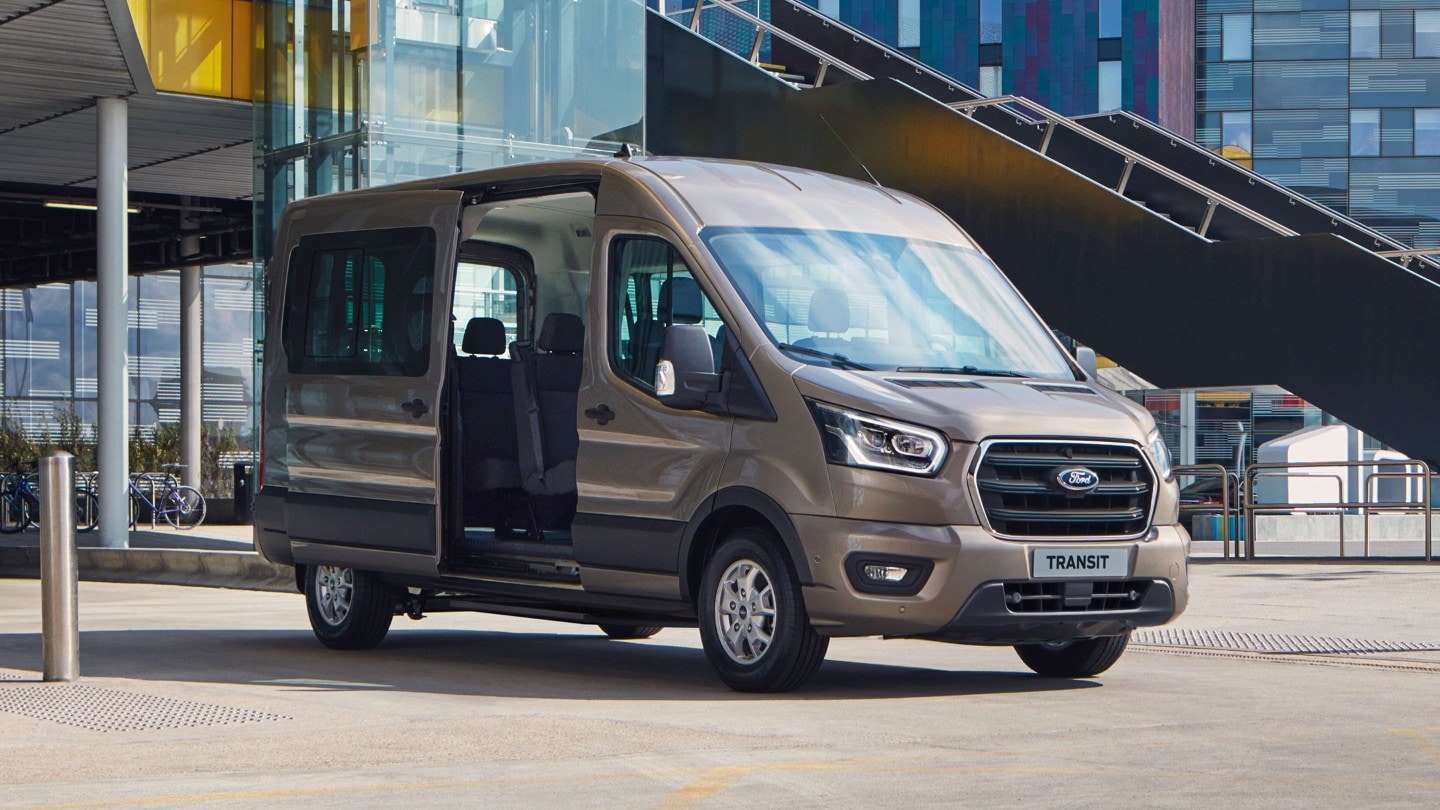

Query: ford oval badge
[[1055, 467, 1100, 493]]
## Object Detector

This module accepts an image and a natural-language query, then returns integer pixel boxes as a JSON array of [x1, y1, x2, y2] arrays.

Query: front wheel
[[74, 491, 99, 532], [1014, 632, 1131, 678], [305, 565, 398, 650], [698, 529, 828, 692]]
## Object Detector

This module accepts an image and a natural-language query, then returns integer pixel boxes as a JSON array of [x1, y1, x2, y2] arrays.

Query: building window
[[1351, 109, 1380, 157], [981, 0, 1001, 45], [1418, 12, 1440, 58], [1222, 15, 1252, 62], [1222, 111, 1252, 153], [1098, 61, 1122, 112], [1099, 0, 1121, 40], [898, 0, 920, 48], [1416, 109, 1440, 155], [979, 65, 1001, 97], [1351, 12, 1380, 59], [819, 0, 839, 18]]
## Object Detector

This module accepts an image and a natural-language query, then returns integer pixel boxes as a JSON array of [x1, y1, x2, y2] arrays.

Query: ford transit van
[[255, 156, 1189, 692]]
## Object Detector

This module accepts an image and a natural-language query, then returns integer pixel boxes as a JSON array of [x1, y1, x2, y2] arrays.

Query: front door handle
[[584, 404, 615, 425], [401, 398, 429, 418]]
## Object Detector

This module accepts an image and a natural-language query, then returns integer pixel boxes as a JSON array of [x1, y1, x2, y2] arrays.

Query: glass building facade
[[1196, 0, 1440, 247], [797, 0, 1195, 135]]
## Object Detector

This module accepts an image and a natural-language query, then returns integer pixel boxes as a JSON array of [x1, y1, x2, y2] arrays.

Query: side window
[[452, 260, 524, 352], [609, 237, 724, 390], [284, 227, 436, 376]]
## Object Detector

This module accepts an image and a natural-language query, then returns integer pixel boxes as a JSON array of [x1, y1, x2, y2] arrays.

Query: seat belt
[[511, 342, 548, 495]]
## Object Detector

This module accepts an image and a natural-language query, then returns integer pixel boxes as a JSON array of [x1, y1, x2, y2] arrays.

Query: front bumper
[[795, 515, 1189, 640]]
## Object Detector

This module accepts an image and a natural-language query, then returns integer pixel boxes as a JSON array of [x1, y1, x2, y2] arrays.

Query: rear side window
[[284, 227, 436, 376]]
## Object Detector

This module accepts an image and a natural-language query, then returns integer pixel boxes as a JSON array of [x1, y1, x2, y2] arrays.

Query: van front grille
[[1003, 580, 1151, 613], [974, 440, 1153, 537]]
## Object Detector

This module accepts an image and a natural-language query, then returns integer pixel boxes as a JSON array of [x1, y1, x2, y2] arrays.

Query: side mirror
[[1075, 346, 1099, 379], [656, 323, 720, 410]]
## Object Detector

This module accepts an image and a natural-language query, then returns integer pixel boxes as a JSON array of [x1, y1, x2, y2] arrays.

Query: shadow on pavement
[[0, 627, 1099, 701]]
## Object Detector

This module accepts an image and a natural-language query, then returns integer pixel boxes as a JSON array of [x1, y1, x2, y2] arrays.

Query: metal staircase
[[648, 0, 1440, 463]]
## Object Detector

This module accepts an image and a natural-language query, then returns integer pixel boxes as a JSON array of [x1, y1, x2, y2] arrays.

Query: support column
[[180, 265, 203, 491], [1179, 389, 1197, 468], [96, 97, 129, 549]]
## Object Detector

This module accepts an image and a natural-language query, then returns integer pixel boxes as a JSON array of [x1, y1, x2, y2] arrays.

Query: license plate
[[1031, 547, 1130, 579]]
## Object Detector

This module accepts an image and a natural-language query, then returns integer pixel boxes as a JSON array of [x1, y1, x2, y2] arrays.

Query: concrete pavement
[[1, 562, 1439, 807]]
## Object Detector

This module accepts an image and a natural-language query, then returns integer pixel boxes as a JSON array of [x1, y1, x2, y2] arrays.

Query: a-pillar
[[96, 97, 130, 549]]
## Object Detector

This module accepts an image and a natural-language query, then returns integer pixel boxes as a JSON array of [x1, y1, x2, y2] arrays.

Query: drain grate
[[1134, 629, 1440, 656], [0, 684, 291, 732]]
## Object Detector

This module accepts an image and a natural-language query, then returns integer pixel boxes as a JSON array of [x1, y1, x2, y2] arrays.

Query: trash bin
[[233, 461, 254, 525]]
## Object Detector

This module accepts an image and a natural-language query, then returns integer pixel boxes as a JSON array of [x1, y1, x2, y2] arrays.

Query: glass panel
[[1418, 11, 1440, 57], [1223, 14, 1252, 61], [1254, 109, 1347, 158], [1383, 107, 1414, 156], [453, 263, 521, 349], [1254, 60, 1348, 109], [1252, 157, 1348, 209], [1351, 109, 1381, 156], [819, 0, 839, 18], [1223, 111, 1253, 152], [981, 0, 1002, 45], [1197, 62, 1253, 111], [1253, 12, 1347, 60], [898, 0, 919, 48], [608, 238, 722, 389], [1416, 109, 1440, 155], [702, 228, 1075, 379], [1098, 61, 1122, 112], [1352, 11, 1381, 58], [1100, 0, 1122, 39], [979, 65, 1002, 97]]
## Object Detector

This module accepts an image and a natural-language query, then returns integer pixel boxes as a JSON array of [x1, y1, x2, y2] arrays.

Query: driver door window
[[609, 237, 724, 390]]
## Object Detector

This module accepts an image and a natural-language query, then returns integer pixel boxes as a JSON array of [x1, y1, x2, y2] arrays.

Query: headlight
[[1147, 428, 1174, 481], [808, 400, 948, 476]]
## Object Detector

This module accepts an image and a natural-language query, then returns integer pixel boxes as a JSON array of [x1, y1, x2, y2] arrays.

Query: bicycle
[[0, 465, 99, 533], [128, 465, 206, 530]]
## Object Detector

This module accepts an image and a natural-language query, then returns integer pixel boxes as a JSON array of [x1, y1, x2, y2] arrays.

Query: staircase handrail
[[951, 95, 1299, 239], [669, 1, 872, 84]]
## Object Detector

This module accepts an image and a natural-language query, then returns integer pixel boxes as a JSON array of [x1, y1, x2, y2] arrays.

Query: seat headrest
[[808, 288, 850, 334], [538, 312, 585, 354], [659, 277, 704, 325], [461, 317, 508, 356]]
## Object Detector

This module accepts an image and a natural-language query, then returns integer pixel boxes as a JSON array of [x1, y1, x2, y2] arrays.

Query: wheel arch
[[679, 486, 812, 604]]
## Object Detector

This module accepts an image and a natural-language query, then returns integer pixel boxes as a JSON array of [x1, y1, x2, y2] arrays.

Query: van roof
[[364, 156, 966, 243]]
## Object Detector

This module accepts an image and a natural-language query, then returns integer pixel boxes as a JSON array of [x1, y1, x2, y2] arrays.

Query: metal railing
[[1241, 460, 1434, 561], [1173, 463, 1239, 559], [673, 1, 871, 87]]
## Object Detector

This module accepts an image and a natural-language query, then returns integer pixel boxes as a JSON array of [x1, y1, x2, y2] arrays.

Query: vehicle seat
[[512, 312, 585, 533], [455, 317, 521, 531], [798, 287, 850, 354], [638, 276, 705, 385]]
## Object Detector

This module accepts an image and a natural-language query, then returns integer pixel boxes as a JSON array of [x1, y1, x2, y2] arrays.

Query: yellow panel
[[127, 0, 152, 58], [231, 0, 252, 101], [150, 0, 232, 98]]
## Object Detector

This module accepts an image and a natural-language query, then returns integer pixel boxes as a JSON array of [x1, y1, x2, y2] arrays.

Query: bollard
[[40, 451, 78, 682]]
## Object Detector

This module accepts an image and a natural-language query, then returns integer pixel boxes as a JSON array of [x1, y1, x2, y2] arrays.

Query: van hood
[[790, 366, 1155, 445]]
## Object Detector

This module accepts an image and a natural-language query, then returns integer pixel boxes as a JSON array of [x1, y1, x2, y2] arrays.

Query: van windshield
[[702, 227, 1076, 379]]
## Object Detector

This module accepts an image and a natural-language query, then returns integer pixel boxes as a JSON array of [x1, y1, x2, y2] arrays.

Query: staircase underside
[[646, 13, 1440, 464]]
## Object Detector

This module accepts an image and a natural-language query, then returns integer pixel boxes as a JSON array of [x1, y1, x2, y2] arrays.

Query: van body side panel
[[259, 189, 464, 562]]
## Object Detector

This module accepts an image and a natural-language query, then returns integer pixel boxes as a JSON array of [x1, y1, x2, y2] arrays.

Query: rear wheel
[[74, 491, 99, 532], [1014, 632, 1131, 678], [698, 529, 828, 692], [305, 565, 397, 650], [598, 624, 663, 640], [0, 487, 25, 534]]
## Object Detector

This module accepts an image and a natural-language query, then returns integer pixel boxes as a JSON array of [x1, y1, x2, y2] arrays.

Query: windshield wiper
[[777, 343, 874, 371], [895, 365, 1028, 378]]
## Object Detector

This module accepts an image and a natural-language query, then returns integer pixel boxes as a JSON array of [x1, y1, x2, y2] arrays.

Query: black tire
[[1014, 632, 1131, 678], [0, 491, 25, 534], [305, 564, 397, 650], [598, 624, 663, 640], [162, 485, 206, 529], [74, 491, 99, 532], [698, 528, 828, 692]]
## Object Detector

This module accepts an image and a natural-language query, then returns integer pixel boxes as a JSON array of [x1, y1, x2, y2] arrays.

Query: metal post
[[180, 264, 203, 491], [40, 451, 78, 682], [96, 97, 130, 549]]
